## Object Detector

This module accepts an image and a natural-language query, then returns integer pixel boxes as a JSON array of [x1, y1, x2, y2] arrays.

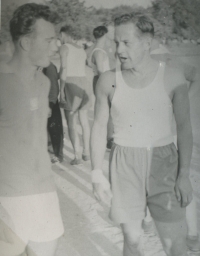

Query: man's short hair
[[10, 3, 58, 42], [114, 13, 154, 37], [93, 26, 108, 39], [102, 21, 114, 28], [60, 25, 77, 39]]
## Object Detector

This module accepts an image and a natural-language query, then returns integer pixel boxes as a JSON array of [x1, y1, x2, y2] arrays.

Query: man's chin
[[121, 63, 131, 70], [40, 60, 51, 68]]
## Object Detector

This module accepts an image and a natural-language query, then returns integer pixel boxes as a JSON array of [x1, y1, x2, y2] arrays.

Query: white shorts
[[0, 191, 64, 244]]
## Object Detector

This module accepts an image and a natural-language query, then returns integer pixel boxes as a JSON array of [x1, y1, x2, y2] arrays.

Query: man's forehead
[[33, 19, 56, 37], [115, 23, 137, 40]]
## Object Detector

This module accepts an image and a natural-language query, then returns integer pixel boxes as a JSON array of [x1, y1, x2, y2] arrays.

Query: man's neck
[[131, 54, 158, 78], [96, 36, 106, 49], [9, 50, 38, 81]]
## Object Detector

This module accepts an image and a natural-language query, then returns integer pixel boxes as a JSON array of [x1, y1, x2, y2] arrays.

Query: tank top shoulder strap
[[91, 48, 107, 57], [115, 62, 127, 91], [153, 62, 166, 90]]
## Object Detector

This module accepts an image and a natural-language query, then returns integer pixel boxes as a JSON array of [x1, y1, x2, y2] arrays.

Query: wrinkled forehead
[[31, 19, 56, 38], [114, 23, 139, 41]]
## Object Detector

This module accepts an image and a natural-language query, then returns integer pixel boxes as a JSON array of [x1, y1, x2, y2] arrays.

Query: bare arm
[[91, 73, 112, 169], [173, 82, 193, 207], [93, 50, 107, 76], [59, 45, 68, 102], [90, 71, 114, 203]]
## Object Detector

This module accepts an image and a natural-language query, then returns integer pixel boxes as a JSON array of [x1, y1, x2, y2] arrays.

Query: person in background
[[87, 26, 110, 94], [59, 25, 91, 165], [88, 25, 115, 150], [103, 21, 117, 70], [91, 13, 193, 256], [0, 4, 64, 256], [43, 62, 64, 163]]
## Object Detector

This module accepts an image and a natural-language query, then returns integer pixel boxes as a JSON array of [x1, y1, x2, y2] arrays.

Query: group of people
[[0, 2, 199, 256]]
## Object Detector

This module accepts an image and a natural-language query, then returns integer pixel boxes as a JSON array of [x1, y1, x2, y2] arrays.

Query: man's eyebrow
[[45, 36, 56, 40]]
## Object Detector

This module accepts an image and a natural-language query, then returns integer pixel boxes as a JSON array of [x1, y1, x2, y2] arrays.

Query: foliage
[[149, 0, 200, 40], [0, 3, 17, 43], [0, 0, 200, 44]]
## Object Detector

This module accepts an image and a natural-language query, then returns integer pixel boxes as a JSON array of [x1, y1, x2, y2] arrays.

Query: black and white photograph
[[0, 0, 200, 255]]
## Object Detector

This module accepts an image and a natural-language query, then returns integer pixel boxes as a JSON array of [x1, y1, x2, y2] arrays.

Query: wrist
[[91, 169, 110, 189], [91, 169, 104, 183], [178, 168, 190, 177]]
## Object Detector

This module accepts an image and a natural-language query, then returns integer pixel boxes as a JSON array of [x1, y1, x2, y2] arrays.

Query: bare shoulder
[[93, 49, 106, 58], [96, 69, 116, 96], [59, 44, 69, 56]]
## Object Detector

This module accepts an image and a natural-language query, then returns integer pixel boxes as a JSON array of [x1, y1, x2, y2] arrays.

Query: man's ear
[[19, 36, 31, 51]]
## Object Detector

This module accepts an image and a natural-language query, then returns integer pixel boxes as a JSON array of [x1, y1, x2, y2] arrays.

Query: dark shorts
[[63, 76, 92, 112], [109, 143, 185, 224]]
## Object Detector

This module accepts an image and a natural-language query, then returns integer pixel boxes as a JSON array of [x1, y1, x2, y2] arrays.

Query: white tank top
[[65, 43, 86, 77], [90, 48, 110, 75], [111, 62, 174, 148]]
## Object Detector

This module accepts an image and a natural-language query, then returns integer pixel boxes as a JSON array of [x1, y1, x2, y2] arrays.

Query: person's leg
[[142, 208, 156, 234], [121, 220, 144, 256], [186, 198, 198, 236], [26, 239, 58, 256], [154, 219, 188, 256], [64, 110, 81, 163], [186, 197, 200, 251], [78, 109, 90, 159], [52, 101, 64, 162]]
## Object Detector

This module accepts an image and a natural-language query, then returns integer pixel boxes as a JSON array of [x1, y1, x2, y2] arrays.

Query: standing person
[[88, 26, 110, 94], [91, 13, 193, 256], [0, 4, 64, 256], [43, 62, 64, 163], [88, 25, 115, 149], [59, 25, 91, 165], [103, 21, 117, 70]]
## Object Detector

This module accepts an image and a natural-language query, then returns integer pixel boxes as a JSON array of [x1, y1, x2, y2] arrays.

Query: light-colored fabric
[[0, 68, 55, 197], [65, 43, 86, 77], [90, 48, 110, 76], [109, 143, 185, 224], [111, 62, 174, 148], [62, 76, 91, 112], [0, 192, 64, 243]]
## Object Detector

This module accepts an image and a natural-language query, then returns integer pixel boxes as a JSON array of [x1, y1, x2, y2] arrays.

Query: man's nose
[[50, 39, 58, 53], [116, 43, 123, 54]]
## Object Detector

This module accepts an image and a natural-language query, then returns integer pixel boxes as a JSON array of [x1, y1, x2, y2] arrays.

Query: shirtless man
[[0, 4, 64, 256], [91, 13, 193, 256]]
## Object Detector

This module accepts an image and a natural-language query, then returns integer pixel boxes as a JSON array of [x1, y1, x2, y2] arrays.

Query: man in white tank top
[[87, 26, 111, 93], [91, 13, 193, 256], [88, 25, 115, 149]]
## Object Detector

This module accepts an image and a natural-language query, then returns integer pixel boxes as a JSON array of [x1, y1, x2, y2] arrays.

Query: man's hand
[[175, 173, 193, 207], [93, 183, 112, 206], [91, 169, 112, 206]]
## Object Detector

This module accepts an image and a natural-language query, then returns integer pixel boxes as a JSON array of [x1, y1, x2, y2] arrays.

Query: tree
[[149, 0, 200, 40]]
